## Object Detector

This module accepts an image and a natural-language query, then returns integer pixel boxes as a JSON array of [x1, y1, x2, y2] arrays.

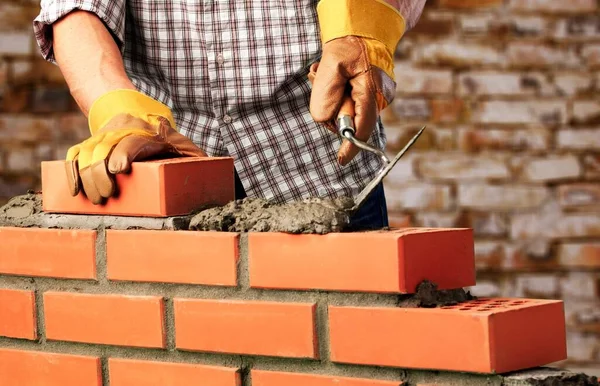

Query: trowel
[[336, 96, 426, 214]]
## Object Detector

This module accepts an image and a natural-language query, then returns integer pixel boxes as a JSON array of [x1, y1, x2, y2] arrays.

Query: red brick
[[174, 299, 317, 358], [106, 230, 238, 286], [0, 227, 96, 279], [438, 0, 503, 8], [248, 228, 475, 293], [252, 369, 402, 386], [329, 298, 567, 373], [0, 288, 36, 340], [0, 348, 101, 386], [41, 157, 235, 217], [108, 358, 240, 386], [44, 292, 165, 348]]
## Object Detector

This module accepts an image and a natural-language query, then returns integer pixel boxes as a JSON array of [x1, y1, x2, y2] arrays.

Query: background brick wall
[[0, 0, 599, 376]]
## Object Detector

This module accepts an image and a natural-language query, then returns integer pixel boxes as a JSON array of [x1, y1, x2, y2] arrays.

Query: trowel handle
[[337, 95, 356, 139]]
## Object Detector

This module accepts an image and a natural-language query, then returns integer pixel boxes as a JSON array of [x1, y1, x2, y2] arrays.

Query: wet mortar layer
[[188, 197, 355, 234], [0, 193, 360, 234]]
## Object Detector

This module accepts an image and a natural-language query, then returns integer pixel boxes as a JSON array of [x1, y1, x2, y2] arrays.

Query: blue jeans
[[234, 170, 389, 231]]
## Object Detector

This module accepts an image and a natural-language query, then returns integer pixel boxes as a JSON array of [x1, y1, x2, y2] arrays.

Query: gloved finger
[[91, 160, 116, 199], [168, 131, 208, 158], [108, 134, 168, 174], [65, 144, 81, 196], [337, 74, 378, 166], [309, 57, 347, 124], [90, 138, 120, 199], [80, 165, 103, 205]]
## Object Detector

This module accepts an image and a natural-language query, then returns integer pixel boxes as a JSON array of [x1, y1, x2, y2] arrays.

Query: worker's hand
[[309, 0, 406, 166], [65, 89, 207, 204]]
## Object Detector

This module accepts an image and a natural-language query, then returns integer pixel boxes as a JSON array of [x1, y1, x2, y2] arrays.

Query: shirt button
[[223, 114, 232, 124], [216, 53, 224, 65]]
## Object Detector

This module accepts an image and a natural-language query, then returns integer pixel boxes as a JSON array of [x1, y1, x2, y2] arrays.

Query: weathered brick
[[509, 0, 597, 14], [555, 73, 594, 96], [56, 113, 90, 142], [458, 184, 549, 209], [472, 101, 566, 125], [471, 212, 510, 237], [563, 301, 600, 329], [409, 11, 455, 38], [0, 31, 31, 56], [558, 243, 600, 268], [415, 41, 503, 68], [0, 349, 101, 386], [467, 281, 502, 297], [0, 115, 55, 142], [383, 183, 452, 211], [458, 14, 495, 35], [514, 274, 560, 298], [174, 299, 318, 358], [508, 43, 581, 68], [390, 98, 430, 121], [558, 129, 600, 150], [558, 183, 600, 208], [583, 154, 600, 179], [439, 0, 504, 8], [458, 127, 550, 152], [560, 273, 598, 300], [31, 87, 73, 114], [566, 331, 598, 362], [418, 154, 510, 181], [385, 125, 455, 152], [0, 4, 39, 32], [474, 241, 556, 271], [395, 64, 453, 94], [554, 16, 600, 41], [510, 16, 550, 36], [430, 98, 465, 123], [6, 147, 35, 172], [571, 101, 600, 125], [44, 292, 166, 348], [521, 155, 581, 182], [414, 212, 461, 229], [581, 44, 600, 68], [458, 72, 551, 96], [511, 212, 600, 239], [376, 153, 417, 182]]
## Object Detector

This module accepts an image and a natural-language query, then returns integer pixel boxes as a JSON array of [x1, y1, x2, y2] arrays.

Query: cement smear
[[189, 197, 355, 234], [503, 368, 598, 385], [0, 193, 191, 230], [397, 280, 474, 308]]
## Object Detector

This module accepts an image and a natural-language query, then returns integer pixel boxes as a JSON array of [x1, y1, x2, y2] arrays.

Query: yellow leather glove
[[309, 0, 406, 166], [66, 89, 207, 205]]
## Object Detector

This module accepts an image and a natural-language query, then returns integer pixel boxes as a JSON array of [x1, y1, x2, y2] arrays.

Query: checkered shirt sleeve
[[33, 0, 126, 63]]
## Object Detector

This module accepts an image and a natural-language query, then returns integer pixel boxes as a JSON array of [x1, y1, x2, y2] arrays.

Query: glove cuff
[[316, 0, 406, 55], [88, 89, 176, 135]]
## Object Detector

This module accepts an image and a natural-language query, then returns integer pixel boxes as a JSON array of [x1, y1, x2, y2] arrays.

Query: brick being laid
[[40, 157, 235, 217], [329, 298, 567, 374], [248, 227, 475, 293]]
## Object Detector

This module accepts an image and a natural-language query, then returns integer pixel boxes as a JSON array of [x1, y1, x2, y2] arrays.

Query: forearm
[[382, 0, 427, 30], [52, 10, 135, 116]]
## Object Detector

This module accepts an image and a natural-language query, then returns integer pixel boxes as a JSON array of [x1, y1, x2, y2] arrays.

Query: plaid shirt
[[33, 0, 401, 204]]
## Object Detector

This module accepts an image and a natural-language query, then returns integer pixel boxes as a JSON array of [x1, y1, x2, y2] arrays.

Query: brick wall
[[0, 0, 599, 376]]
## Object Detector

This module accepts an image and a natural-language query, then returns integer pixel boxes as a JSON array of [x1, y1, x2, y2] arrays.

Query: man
[[33, 0, 426, 229]]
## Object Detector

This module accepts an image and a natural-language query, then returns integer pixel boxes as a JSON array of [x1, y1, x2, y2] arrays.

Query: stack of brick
[[0, 157, 596, 385], [1, 0, 599, 374]]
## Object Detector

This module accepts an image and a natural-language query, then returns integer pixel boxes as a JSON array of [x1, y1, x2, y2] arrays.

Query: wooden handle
[[338, 94, 355, 119]]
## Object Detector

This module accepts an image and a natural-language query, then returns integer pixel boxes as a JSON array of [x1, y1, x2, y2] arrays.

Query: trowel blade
[[349, 126, 426, 213]]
